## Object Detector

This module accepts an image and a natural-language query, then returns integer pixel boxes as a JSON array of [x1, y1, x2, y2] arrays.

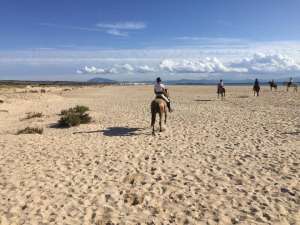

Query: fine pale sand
[[0, 85, 299, 225]]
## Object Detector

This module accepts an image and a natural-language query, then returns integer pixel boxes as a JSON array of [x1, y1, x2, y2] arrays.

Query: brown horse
[[217, 85, 225, 99], [284, 82, 298, 92], [268, 81, 277, 91], [253, 85, 260, 96], [151, 90, 169, 135]]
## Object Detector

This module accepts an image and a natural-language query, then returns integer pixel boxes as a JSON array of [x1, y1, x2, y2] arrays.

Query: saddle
[[217, 85, 225, 92], [155, 95, 168, 102], [155, 95, 164, 100]]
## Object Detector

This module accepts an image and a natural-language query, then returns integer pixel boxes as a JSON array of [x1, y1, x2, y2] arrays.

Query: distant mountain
[[88, 77, 118, 83]]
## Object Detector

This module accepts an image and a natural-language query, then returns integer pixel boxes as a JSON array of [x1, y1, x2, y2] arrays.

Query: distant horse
[[268, 81, 277, 91], [151, 91, 169, 135], [253, 84, 260, 96], [217, 84, 226, 99], [284, 82, 298, 92]]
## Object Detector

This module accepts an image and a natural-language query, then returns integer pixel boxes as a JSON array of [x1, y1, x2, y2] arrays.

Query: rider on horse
[[218, 79, 224, 89], [288, 77, 293, 86], [154, 77, 172, 112], [254, 78, 260, 87]]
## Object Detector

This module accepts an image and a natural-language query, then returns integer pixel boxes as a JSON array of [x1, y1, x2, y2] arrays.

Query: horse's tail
[[151, 101, 156, 127], [151, 111, 156, 127]]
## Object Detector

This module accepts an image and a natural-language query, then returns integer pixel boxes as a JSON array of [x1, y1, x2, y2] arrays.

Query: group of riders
[[153, 77, 296, 109]]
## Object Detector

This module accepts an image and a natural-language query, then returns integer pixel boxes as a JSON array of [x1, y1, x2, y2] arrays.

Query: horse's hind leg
[[151, 112, 156, 135], [159, 112, 162, 132], [164, 111, 167, 124]]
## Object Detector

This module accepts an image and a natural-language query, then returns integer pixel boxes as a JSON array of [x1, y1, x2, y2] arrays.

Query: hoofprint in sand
[[0, 85, 299, 225]]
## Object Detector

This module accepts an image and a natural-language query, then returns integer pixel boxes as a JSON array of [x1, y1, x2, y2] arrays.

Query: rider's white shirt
[[154, 83, 166, 93]]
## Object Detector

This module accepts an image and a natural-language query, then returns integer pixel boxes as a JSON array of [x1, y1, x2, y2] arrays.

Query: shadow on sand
[[49, 123, 65, 129], [194, 99, 213, 102], [73, 127, 143, 136], [281, 131, 300, 135]]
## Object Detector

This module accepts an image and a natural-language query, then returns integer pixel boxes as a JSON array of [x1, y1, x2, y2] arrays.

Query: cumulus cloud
[[76, 53, 300, 77], [77, 63, 155, 75], [77, 66, 117, 74], [159, 58, 246, 73], [137, 65, 155, 73], [116, 63, 134, 72], [159, 53, 300, 74], [231, 53, 300, 73]]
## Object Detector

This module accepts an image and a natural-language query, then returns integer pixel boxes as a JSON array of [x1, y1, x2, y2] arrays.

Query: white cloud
[[137, 65, 155, 73], [106, 29, 128, 37], [39, 21, 145, 37], [174, 37, 243, 43], [3, 42, 300, 80], [231, 53, 300, 73], [119, 63, 135, 72], [96, 21, 146, 37], [159, 53, 300, 74], [159, 58, 246, 73], [77, 63, 156, 75], [97, 22, 146, 30], [77, 66, 117, 74]]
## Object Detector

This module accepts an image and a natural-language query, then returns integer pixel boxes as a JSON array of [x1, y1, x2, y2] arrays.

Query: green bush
[[74, 105, 89, 114], [60, 105, 89, 115], [58, 105, 91, 127], [17, 127, 43, 135]]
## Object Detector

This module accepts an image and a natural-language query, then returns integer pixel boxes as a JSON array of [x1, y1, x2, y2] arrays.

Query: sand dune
[[0, 85, 299, 225]]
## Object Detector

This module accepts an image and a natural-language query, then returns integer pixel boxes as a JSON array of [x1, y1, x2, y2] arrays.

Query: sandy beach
[[0, 85, 299, 225]]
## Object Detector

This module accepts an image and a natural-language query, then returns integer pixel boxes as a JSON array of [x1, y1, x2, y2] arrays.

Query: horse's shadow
[[194, 99, 213, 102], [74, 127, 143, 137]]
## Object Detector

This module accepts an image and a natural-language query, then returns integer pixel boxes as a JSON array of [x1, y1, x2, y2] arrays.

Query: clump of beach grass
[[17, 127, 43, 135], [20, 112, 44, 121], [58, 105, 91, 127]]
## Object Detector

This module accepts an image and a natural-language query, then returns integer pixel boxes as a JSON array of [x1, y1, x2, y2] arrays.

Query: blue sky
[[1, 0, 300, 81]]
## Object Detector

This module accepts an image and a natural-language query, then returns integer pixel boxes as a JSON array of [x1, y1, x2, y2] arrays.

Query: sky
[[1, 0, 300, 81]]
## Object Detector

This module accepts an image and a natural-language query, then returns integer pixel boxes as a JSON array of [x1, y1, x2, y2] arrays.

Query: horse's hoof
[[152, 132, 155, 136]]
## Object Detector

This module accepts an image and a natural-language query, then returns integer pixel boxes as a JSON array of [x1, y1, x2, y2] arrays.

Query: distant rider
[[218, 79, 224, 88], [288, 77, 293, 86], [254, 78, 259, 87], [154, 77, 172, 112]]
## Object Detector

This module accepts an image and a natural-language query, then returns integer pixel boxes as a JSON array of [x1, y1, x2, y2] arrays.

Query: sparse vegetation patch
[[58, 105, 91, 127], [17, 127, 43, 135], [20, 112, 43, 121]]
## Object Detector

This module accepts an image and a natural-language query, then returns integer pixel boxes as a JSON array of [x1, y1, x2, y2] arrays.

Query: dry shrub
[[58, 105, 91, 127], [21, 112, 43, 121], [17, 127, 43, 135]]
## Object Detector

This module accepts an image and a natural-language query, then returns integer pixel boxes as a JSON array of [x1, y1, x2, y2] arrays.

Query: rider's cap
[[156, 77, 161, 82]]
